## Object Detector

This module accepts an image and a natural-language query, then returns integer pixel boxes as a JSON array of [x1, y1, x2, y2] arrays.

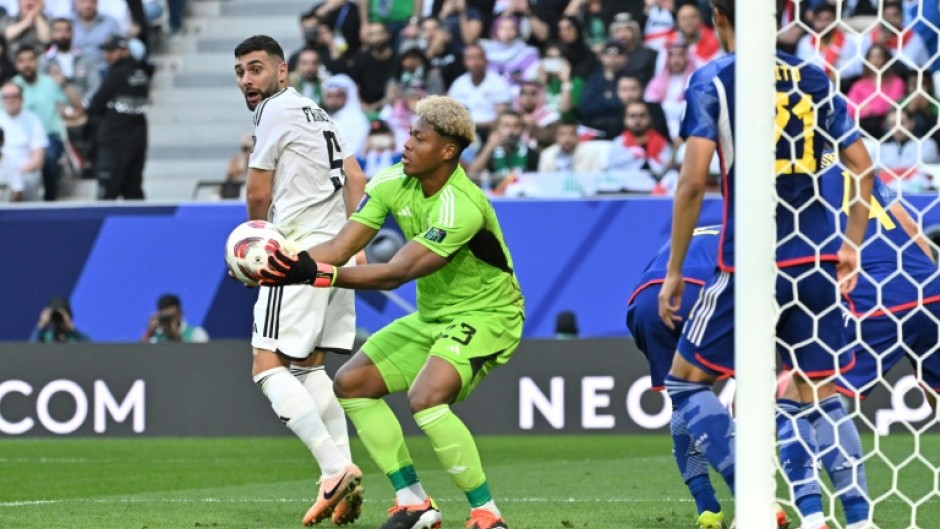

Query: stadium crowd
[[3, 0, 940, 202]]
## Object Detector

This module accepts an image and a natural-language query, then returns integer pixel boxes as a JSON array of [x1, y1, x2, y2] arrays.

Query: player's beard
[[244, 80, 280, 111]]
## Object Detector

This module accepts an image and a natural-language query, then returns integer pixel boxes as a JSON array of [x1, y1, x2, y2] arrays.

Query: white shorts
[[251, 284, 356, 359]]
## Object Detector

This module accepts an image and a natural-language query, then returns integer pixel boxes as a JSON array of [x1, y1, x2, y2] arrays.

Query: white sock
[[802, 512, 826, 529], [846, 523, 868, 529], [294, 366, 352, 463], [475, 500, 500, 517], [395, 482, 429, 506], [254, 367, 345, 476]]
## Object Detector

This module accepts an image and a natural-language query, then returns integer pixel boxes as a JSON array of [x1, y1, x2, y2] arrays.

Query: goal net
[[758, 2, 940, 529]]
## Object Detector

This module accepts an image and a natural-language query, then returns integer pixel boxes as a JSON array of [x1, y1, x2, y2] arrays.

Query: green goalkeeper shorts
[[361, 307, 524, 402]]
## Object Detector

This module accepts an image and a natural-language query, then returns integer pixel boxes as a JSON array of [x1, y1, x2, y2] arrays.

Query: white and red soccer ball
[[224, 220, 297, 287]]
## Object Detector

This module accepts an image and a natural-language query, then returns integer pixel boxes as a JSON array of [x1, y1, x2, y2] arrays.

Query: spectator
[[0, 128, 23, 200], [14, 45, 70, 201], [356, 118, 401, 177], [659, 4, 721, 70], [644, 41, 694, 140], [288, 11, 334, 72], [902, 0, 940, 78], [860, 1, 930, 74], [435, 0, 483, 52], [357, 0, 419, 46], [288, 47, 324, 105], [496, 0, 555, 47], [795, 3, 862, 83], [537, 42, 581, 122], [514, 80, 559, 149], [643, 0, 676, 51], [617, 74, 670, 140], [347, 22, 396, 112], [468, 110, 539, 188], [609, 12, 657, 86], [447, 42, 512, 138], [878, 108, 939, 193], [554, 310, 579, 339], [847, 43, 905, 138], [904, 74, 939, 140], [220, 133, 250, 199], [417, 16, 465, 88], [841, 0, 880, 20], [166, 0, 186, 36], [30, 296, 91, 343], [0, 35, 16, 86], [43, 17, 101, 107], [482, 14, 539, 86], [142, 293, 209, 343], [97, 0, 132, 36], [538, 119, 608, 173], [310, 0, 362, 59], [0, 81, 45, 200], [556, 15, 599, 79], [0, 0, 50, 59], [775, 0, 804, 55], [604, 100, 676, 194], [322, 73, 369, 156], [562, 0, 623, 51], [387, 45, 443, 99], [379, 82, 424, 150], [72, 0, 122, 73], [88, 35, 152, 200], [579, 39, 628, 139]]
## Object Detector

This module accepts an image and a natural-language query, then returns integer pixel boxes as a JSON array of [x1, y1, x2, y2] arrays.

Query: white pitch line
[[0, 497, 696, 508]]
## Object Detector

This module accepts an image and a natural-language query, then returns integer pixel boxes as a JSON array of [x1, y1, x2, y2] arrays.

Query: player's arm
[[837, 139, 875, 292], [245, 168, 273, 220], [342, 156, 366, 217], [889, 201, 935, 262], [308, 219, 377, 265], [659, 136, 714, 328], [332, 241, 447, 290]]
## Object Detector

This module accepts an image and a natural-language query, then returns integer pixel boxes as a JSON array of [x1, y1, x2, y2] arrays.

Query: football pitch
[[2, 434, 939, 529]]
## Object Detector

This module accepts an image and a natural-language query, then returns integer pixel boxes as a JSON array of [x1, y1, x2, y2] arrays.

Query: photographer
[[142, 293, 209, 343], [30, 296, 90, 343]]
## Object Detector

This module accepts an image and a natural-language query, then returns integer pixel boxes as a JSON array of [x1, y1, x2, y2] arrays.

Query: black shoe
[[378, 497, 442, 529]]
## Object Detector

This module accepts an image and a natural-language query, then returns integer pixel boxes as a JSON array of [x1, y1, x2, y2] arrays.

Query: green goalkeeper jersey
[[350, 163, 525, 321]]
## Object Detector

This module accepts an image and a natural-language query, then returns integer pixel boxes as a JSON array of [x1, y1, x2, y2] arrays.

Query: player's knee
[[407, 385, 453, 413], [332, 370, 359, 399]]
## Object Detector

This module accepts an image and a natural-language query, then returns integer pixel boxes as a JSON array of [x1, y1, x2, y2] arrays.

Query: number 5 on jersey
[[323, 131, 344, 191]]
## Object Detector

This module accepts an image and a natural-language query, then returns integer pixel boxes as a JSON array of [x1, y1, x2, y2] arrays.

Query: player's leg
[[251, 285, 358, 525], [667, 270, 737, 502], [334, 315, 442, 529], [409, 309, 523, 529], [909, 306, 940, 412], [628, 286, 721, 519], [778, 264, 868, 529]]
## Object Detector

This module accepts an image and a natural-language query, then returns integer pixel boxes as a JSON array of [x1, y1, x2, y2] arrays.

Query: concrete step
[[192, 16, 304, 40], [144, 158, 232, 180], [198, 36, 301, 53], [221, 0, 312, 17], [151, 86, 241, 105], [148, 144, 238, 160], [148, 104, 253, 125], [149, 122, 245, 145]]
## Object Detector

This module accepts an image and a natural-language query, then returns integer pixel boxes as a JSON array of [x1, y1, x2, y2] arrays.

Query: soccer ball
[[224, 220, 298, 287]]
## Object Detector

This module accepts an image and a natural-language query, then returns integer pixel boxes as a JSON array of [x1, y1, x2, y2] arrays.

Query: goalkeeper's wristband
[[312, 262, 337, 287]]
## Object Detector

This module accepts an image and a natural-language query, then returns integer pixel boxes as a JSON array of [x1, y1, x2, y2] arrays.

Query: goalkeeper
[[260, 95, 523, 529]]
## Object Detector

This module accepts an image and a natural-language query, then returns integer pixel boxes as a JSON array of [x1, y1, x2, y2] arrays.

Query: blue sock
[[665, 375, 735, 493], [777, 399, 823, 519], [808, 396, 870, 525], [671, 406, 721, 514]]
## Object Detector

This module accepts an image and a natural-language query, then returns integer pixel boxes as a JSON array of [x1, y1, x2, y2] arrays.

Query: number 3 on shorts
[[440, 322, 477, 345]]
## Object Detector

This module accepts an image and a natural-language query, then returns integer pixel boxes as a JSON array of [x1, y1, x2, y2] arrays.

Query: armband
[[313, 263, 338, 287]]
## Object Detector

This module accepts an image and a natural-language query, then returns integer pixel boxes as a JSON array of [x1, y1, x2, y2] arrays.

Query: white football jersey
[[249, 87, 352, 245]]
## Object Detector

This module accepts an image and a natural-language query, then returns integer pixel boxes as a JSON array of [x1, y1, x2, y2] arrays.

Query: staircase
[[143, 0, 309, 202]]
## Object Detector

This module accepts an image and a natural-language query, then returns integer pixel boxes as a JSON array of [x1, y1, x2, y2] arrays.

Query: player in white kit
[[234, 35, 368, 526]]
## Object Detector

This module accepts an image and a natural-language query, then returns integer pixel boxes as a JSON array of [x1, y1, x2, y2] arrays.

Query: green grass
[[1, 434, 939, 529]]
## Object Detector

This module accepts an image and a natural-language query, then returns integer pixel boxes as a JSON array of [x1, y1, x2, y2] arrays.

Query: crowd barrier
[[0, 339, 930, 437]]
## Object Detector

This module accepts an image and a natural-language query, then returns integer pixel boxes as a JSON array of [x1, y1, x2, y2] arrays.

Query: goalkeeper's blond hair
[[414, 96, 476, 151]]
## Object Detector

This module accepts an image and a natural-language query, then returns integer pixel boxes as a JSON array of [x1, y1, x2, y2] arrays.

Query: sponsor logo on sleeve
[[423, 227, 447, 243]]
